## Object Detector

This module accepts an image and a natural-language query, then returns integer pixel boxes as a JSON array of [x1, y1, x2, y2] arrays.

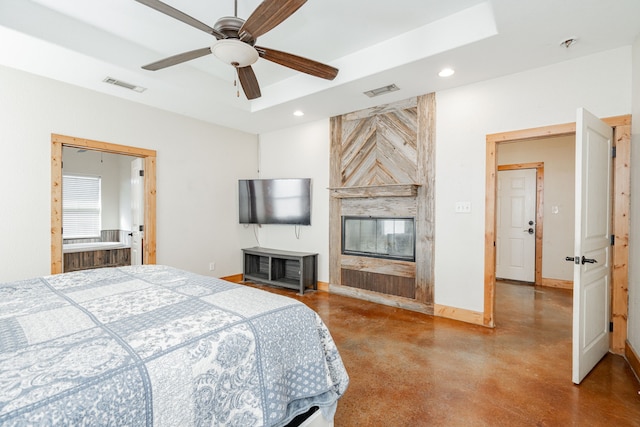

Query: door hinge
[[609, 321, 613, 332], [612, 146, 616, 158], [139, 170, 144, 177], [611, 234, 615, 246]]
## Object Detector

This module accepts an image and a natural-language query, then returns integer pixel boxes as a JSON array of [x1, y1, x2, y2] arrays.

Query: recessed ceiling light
[[293, 110, 304, 117], [438, 68, 455, 78]]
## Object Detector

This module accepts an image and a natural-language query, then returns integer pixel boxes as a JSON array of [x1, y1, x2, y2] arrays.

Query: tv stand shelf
[[242, 247, 318, 295]]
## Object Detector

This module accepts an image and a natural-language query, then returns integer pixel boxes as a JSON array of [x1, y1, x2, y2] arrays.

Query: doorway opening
[[61, 148, 140, 272], [484, 116, 631, 355], [51, 134, 157, 274]]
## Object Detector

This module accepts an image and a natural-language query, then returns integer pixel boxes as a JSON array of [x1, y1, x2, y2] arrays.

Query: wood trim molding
[[611, 123, 631, 354], [221, 273, 244, 283], [51, 134, 157, 274], [434, 304, 484, 326], [52, 134, 157, 157], [540, 278, 573, 290], [143, 156, 157, 265], [484, 137, 497, 327], [497, 162, 544, 170], [484, 115, 631, 352], [487, 123, 576, 144], [51, 140, 63, 274], [625, 340, 640, 383], [317, 281, 329, 293]]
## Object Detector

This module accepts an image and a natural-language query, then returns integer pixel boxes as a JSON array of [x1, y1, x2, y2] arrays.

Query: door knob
[[581, 256, 597, 264], [524, 228, 534, 234]]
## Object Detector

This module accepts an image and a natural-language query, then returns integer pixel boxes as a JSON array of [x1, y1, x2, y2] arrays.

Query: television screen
[[239, 178, 311, 225]]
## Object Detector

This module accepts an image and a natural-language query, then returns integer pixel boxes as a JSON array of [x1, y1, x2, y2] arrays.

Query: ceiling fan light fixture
[[211, 39, 259, 67]]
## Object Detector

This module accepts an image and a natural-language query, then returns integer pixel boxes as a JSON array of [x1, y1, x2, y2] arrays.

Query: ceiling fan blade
[[135, 0, 225, 39], [256, 46, 338, 80], [240, 0, 307, 41], [236, 66, 262, 100], [142, 47, 212, 71]]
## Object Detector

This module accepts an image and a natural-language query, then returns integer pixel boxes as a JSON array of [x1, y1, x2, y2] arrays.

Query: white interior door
[[496, 169, 536, 282], [571, 108, 612, 384], [130, 158, 144, 265]]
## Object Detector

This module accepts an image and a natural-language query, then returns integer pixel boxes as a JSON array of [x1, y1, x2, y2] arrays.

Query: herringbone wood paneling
[[341, 109, 418, 187]]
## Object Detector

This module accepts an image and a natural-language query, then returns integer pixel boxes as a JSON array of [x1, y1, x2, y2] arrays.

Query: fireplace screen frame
[[341, 216, 416, 262]]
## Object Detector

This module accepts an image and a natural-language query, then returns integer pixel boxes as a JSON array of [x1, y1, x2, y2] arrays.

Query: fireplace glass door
[[342, 216, 415, 261]]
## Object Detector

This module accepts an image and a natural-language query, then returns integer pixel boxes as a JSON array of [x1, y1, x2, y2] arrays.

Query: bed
[[0, 265, 349, 426]]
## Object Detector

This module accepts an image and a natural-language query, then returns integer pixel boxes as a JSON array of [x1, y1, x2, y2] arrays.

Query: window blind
[[63, 175, 101, 238]]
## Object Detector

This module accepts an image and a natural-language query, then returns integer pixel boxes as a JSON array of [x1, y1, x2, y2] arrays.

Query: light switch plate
[[455, 201, 472, 213]]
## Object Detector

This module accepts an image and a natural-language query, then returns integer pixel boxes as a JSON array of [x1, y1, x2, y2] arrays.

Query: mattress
[[0, 265, 348, 426]]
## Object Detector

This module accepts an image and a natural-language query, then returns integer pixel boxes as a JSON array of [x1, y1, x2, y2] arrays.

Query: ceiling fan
[[136, 0, 339, 100]]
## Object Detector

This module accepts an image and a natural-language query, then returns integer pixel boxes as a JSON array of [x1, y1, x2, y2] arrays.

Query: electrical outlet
[[209, 262, 216, 271], [455, 201, 472, 213]]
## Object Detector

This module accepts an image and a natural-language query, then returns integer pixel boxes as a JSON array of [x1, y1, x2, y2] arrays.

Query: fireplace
[[341, 216, 415, 262]]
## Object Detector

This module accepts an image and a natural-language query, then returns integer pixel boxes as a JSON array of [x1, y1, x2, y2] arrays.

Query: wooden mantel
[[329, 184, 420, 199]]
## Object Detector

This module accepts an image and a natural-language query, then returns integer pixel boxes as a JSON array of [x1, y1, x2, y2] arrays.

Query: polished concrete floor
[[245, 281, 640, 426]]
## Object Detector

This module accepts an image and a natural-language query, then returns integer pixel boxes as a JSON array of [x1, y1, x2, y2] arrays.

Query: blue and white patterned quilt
[[0, 265, 349, 426]]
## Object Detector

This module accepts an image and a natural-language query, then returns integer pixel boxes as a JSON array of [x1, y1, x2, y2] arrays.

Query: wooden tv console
[[242, 247, 318, 295]]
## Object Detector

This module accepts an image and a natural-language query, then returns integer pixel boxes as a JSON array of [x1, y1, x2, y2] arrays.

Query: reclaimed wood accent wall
[[329, 94, 435, 314], [63, 248, 131, 272]]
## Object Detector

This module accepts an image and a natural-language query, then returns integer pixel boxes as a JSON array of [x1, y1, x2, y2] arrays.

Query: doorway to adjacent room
[[484, 115, 631, 358], [50, 134, 157, 274]]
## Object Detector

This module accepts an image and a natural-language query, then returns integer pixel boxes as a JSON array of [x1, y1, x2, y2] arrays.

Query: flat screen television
[[238, 178, 311, 225]]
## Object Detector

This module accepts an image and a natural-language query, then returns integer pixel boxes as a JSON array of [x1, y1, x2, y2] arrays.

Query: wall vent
[[363, 83, 399, 98], [103, 77, 146, 93]]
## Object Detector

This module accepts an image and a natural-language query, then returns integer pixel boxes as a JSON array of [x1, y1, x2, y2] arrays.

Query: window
[[63, 174, 101, 238]]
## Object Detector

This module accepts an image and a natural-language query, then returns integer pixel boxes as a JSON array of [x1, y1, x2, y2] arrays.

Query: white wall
[[498, 135, 575, 282], [435, 47, 632, 312], [628, 36, 640, 353], [0, 64, 258, 283], [255, 119, 331, 283], [259, 47, 633, 314]]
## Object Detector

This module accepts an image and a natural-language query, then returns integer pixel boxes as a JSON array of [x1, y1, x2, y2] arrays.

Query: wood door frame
[[51, 134, 157, 274], [497, 163, 544, 285], [484, 115, 631, 355]]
